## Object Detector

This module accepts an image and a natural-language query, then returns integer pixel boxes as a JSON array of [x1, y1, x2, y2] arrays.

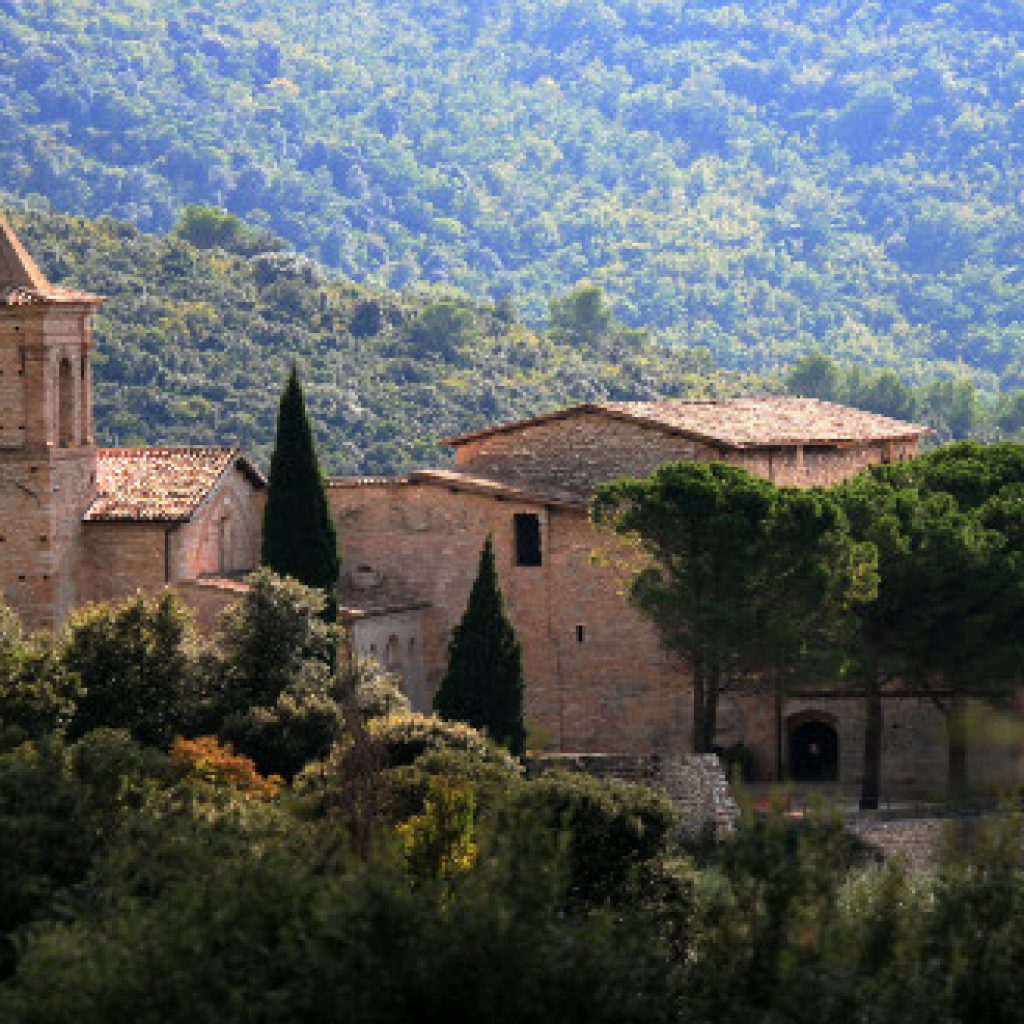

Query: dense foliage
[[593, 462, 875, 755], [2, 0, 1024, 393], [433, 535, 526, 755], [7, 204, 720, 475], [261, 366, 340, 615], [2, 574, 1024, 1018]]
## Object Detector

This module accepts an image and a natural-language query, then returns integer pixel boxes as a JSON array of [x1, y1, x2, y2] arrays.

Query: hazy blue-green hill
[[2, 0, 1023, 386]]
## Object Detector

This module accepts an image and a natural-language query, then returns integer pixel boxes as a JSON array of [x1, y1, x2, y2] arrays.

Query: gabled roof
[[439, 397, 930, 450], [85, 447, 265, 523], [0, 212, 102, 307]]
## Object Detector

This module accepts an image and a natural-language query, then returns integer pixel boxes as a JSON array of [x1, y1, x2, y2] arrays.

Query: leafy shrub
[[0, 730, 170, 978], [515, 769, 677, 906], [60, 591, 203, 749], [0, 603, 80, 751], [367, 712, 519, 770], [172, 736, 280, 801], [218, 687, 345, 781], [381, 747, 522, 823]]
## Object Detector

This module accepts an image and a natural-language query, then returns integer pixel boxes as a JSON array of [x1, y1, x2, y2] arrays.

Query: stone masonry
[[5, 211, 999, 798]]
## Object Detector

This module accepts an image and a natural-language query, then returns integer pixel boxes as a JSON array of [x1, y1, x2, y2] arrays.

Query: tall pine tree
[[434, 535, 526, 755], [261, 367, 340, 619]]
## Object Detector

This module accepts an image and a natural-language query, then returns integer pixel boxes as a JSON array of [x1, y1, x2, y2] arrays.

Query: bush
[[60, 591, 203, 749], [219, 687, 345, 781], [515, 769, 677, 906], [0, 730, 171, 979], [368, 712, 519, 770], [381, 747, 522, 823], [0, 603, 80, 751]]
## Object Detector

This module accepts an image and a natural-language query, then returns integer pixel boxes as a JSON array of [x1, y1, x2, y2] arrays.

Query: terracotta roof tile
[[86, 447, 265, 522], [440, 398, 930, 449]]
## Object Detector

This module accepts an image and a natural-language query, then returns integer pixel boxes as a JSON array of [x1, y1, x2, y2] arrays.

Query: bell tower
[[0, 213, 102, 631]]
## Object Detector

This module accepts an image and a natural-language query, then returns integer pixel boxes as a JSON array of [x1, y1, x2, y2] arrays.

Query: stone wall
[[82, 521, 169, 606], [452, 410, 717, 495], [328, 479, 691, 753], [349, 608, 428, 710], [717, 690, 1021, 797], [174, 576, 248, 634], [528, 752, 738, 840], [452, 410, 921, 495], [726, 439, 920, 488], [0, 303, 98, 632], [175, 469, 263, 579]]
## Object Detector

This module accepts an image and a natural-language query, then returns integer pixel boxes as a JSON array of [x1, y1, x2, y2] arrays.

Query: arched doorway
[[788, 716, 839, 782]]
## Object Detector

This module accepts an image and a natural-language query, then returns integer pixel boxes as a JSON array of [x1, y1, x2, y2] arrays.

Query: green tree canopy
[[433, 536, 526, 756], [261, 367, 340, 619], [593, 462, 872, 755], [60, 591, 201, 750]]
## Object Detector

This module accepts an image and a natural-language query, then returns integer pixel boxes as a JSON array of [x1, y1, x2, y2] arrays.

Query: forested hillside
[[11, 205, 724, 474], [2, 0, 1023, 386]]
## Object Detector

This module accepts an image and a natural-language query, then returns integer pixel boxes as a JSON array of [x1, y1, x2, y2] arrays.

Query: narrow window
[[58, 358, 74, 447], [514, 513, 542, 567], [385, 635, 402, 672], [218, 516, 231, 574], [575, 624, 586, 644]]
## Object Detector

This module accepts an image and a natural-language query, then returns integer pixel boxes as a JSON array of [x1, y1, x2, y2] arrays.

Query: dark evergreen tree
[[261, 367, 340, 619], [434, 536, 526, 755]]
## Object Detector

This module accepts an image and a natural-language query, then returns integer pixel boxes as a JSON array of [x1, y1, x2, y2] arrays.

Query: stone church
[[0, 213, 1010, 792]]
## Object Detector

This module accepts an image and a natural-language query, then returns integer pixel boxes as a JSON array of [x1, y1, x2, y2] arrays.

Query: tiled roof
[[440, 398, 930, 449], [0, 213, 102, 307], [86, 447, 265, 522], [327, 468, 585, 508]]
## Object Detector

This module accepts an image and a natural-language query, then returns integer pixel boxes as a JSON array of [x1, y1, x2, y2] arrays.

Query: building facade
[[1, 213, 1013, 793]]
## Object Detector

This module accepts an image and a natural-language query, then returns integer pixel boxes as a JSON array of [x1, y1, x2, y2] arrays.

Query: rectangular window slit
[[514, 513, 542, 566]]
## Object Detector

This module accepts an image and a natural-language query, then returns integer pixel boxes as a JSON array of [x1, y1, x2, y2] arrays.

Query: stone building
[[2, 212, 1010, 793], [0, 214, 265, 634]]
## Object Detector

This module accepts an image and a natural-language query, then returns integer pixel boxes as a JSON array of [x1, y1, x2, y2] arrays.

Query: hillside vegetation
[[11, 205, 722, 474], [1, 0, 1023, 387]]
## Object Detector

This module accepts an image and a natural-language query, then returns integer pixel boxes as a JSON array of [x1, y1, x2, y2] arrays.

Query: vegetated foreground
[[2, 576, 1024, 1023]]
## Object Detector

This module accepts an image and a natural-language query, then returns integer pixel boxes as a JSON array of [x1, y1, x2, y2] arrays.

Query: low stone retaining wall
[[527, 752, 739, 841]]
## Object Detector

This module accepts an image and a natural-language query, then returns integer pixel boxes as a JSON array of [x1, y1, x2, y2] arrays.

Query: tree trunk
[[947, 689, 969, 804], [774, 678, 783, 782], [692, 664, 707, 753], [860, 680, 882, 810], [702, 678, 719, 754]]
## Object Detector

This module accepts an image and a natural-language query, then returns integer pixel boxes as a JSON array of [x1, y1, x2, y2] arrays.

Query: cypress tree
[[261, 366, 340, 619], [434, 535, 526, 755]]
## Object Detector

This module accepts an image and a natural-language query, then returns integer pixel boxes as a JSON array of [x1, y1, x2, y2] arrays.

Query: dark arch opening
[[788, 718, 839, 782]]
